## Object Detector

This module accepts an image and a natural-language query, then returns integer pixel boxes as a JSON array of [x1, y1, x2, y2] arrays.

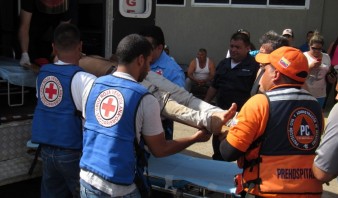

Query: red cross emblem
[[40, 76, 62, 107], [95, 89, 124, 127], [155, 69, 163, 75], [102, 97, 116, 117], [45, 83, 58, 99]]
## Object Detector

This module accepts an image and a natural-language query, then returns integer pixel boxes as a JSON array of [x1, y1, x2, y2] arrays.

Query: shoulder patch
[[155, 69, 163, 75], [287, 108, 321, 150]]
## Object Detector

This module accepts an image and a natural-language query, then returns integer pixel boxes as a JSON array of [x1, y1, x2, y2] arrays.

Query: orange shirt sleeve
[[226, 94, 270, 152]]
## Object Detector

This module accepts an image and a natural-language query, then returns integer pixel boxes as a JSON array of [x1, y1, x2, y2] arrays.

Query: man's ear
[[137, 54, 145, 66], [246, 45, 251, 52], [52, 43, 57, 56], [158, 44, 164, 52], [51, 43, 58, 62], [77, 41, 83, 52], [273, 69, 282, 82]]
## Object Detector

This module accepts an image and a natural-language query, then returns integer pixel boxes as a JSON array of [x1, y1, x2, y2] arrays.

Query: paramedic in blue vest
[[139, 25, 186, 140], [79, 34, 211, 198], [31, 23, 96, 198], [219, 47, 324, 197]]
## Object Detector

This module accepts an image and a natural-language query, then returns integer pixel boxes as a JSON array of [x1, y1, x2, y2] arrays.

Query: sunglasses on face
[[311, 47, 322, 51]]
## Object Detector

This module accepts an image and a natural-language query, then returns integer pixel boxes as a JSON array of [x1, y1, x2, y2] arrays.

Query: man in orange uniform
[[219, 46, 324, 197]]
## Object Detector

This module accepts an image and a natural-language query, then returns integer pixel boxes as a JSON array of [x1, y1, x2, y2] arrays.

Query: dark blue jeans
[[40, 145, 81, 198], [80, 179, 141, 198]]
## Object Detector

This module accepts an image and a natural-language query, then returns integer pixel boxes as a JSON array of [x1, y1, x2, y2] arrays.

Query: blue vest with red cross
[[32, 64, 83, 149], [80, 75, 149, 185]]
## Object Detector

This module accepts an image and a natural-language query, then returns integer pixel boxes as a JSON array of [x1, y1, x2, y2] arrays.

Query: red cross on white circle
[[102, 97, 116, 117], [44, 82, 58, 100], [101, 96, 118, 119]]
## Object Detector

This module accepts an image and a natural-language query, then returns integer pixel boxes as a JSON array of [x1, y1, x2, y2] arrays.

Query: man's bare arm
[[312, 164, 336, 183]]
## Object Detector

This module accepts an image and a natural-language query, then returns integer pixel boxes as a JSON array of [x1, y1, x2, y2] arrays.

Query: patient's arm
[[146, 71, 220, 112], [141, 78, 237, 134], [161, 99, 237, 134], [79, 55, 116, 76], [78, 55, 237, 133]]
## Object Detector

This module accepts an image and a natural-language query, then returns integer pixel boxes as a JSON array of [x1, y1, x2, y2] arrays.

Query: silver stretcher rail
[[0, 57, 37, 106], [148, 153, 242, 197]]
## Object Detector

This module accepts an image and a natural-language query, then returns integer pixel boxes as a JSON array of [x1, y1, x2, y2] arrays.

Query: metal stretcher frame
[[0, 57, 36, 106], [0, 78, 28, 107], [147, 153, 242, 197]]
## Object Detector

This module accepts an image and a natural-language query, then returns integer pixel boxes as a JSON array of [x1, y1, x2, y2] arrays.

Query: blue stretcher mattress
[[0, 57, 36, 87], [148, 153, 242, 195]]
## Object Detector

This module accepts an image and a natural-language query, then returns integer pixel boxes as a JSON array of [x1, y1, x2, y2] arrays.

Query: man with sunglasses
[[220, 47, 324, 197]]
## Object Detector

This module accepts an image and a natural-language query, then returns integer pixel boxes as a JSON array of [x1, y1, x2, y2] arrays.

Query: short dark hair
[[231, 32, 251, 47], [116, 34, 152, 65], [307, 31, 314, 37], [198, 48, 207, 54], [53, 23, 81, 51], [139, 25, 165, 47], [237, 29, 250, 38]]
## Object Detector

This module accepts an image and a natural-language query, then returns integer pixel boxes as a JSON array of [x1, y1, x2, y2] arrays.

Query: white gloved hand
[[20, 52, 31, 66]]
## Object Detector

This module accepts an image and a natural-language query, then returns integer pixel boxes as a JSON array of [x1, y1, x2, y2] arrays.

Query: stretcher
[[0, 57, 37, 106], [148, 153, 242, 197]]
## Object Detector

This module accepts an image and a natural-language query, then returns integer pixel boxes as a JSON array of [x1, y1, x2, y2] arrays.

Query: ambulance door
[[104, 0, 155, 58]]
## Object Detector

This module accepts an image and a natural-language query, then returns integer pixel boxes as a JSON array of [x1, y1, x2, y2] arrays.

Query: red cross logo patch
[[40, 76, 63, 107], [95, 89, 124, 127], [155, 69, 163, 75]]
